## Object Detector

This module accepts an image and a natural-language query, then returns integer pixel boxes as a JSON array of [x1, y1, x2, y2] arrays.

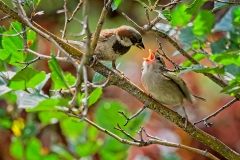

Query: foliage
[[0, 0, 240, 159]]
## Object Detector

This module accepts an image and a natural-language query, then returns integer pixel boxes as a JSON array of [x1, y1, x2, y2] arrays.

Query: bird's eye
[[156, 56, 161, 61]]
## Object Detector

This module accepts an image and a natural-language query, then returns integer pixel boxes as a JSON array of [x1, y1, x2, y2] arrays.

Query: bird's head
[[143, 49, 166, 69], [115, 25, 145, 50]]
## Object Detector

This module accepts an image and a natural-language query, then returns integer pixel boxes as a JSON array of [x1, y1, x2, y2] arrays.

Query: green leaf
[[60, 117, 86, 137], [221, 81, 240, 96], [8, 67, 46, 90], [0, 91, 17, 104], [100, 138, 127, 160], [212, 0, 234, 11], [26, 29, 36, 47], [26, 98, 68, 112], [233, 8, 240, 27], [179, 27, 194, 45], [42, 154, 59, 160], [96, 101, 149, 159], [76, 141, 101, 157], [65, 73, 76, 86], [48, 54, 69, 90], [193, 10, 214, 35], [171, 4, 192, 26], [88, 87, 102, 106], [93, 62, 116, 82], [16, 91, 47, 109], [35, 73, 51, 92], [0, 26, 6, 49], [178, 65, 225, 75], [210, 38, 228, 54], [96, 100, 150, 135], [229, 32, 240, 50], [179, 26, 206, 46], [22, 123, 37, 138], [10, 138, 24, 159], [88, 125, 98, 141], [212, 8, 235, 32], [185, 0, 206, 15], [38, 111, 66, 125], [111, 0, 124, 11], [155, 9, 172, 21], [26, 138, 42, 160], [0, 108, 12, 129], [225, 64, 240, 77], [182, 53, 206, 67], [96, 101, 127, 134], [0, 22, 26, 66], [0, 71, 15, 96], [51, 145, 74, 159], [210, 53, 240, 66], [0, 22, 36, 66], [53, 73, 76, 90]]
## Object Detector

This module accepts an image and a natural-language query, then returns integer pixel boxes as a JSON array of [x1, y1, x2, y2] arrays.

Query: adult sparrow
[[141, 49, 203, 127], [67, 25, 145, 75]]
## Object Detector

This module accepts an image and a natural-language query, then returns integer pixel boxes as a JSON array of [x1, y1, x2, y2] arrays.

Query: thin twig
[[145, 9, 151, 26], [18, 48, 70, 62], [118, 105, 147, 126], [82, 65, 88, 116], [156, 39, 182, 71], [194, 98, 238, 127], [14, 0, 79, 68], [62, 111, 219, 160], [57, 0, 69, 57], [158, 1, 182, 9], [0, 28, 30, 36], [142, 128, 164, 141], [16, 57, 40, 70], [0, 15, 10, 21], [91, 0, 113, 53], [68, 0, 83, 22], [114, 124, 140, 142]]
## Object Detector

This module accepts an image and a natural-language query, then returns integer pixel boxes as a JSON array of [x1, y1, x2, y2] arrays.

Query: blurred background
[[0, 0, 240, 160]]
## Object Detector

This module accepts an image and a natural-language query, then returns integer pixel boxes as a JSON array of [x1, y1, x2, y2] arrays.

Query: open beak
[[143, 49, 155, 62], [136, 42, 145, 50]]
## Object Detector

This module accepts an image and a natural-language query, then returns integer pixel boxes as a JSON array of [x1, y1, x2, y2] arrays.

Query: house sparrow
[[141, 49, 196, 127], [67, 25, 145, 75]]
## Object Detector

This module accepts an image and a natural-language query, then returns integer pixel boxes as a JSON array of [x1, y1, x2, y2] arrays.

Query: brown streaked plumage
[[67, 25, 145, 75]]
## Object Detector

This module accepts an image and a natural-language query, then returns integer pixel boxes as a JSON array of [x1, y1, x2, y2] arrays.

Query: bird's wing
[[67, 29, 115, 50], [162, 72, 194, 103], [82, 29, 115, 43], [66, 40, 85, 51]]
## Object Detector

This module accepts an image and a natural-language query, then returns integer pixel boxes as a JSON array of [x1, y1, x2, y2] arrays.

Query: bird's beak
[[143, 49, 155, 62], [136, 42, 145, 50]]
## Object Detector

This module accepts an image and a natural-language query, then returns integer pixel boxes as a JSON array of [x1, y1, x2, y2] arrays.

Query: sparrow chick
[[67, 25, 145, 75], [141, 49, 195, 127]]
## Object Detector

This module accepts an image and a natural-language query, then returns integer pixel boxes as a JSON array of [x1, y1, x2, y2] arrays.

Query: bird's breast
[[94, 38, 130, 61], [112, 40, 131, 55], [141, 69, 184, 106]]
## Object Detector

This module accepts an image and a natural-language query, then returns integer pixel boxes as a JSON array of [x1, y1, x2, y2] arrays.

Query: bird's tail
[[65, 40, 86, 51]]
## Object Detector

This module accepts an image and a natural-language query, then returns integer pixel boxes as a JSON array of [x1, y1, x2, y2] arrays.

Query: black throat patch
[[112, 40, 131, 55]]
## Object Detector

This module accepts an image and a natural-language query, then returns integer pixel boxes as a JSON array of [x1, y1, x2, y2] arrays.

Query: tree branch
[[194, 98, 238, 127], [64, 112, 219, 160], [1, 1, 240, 159]]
